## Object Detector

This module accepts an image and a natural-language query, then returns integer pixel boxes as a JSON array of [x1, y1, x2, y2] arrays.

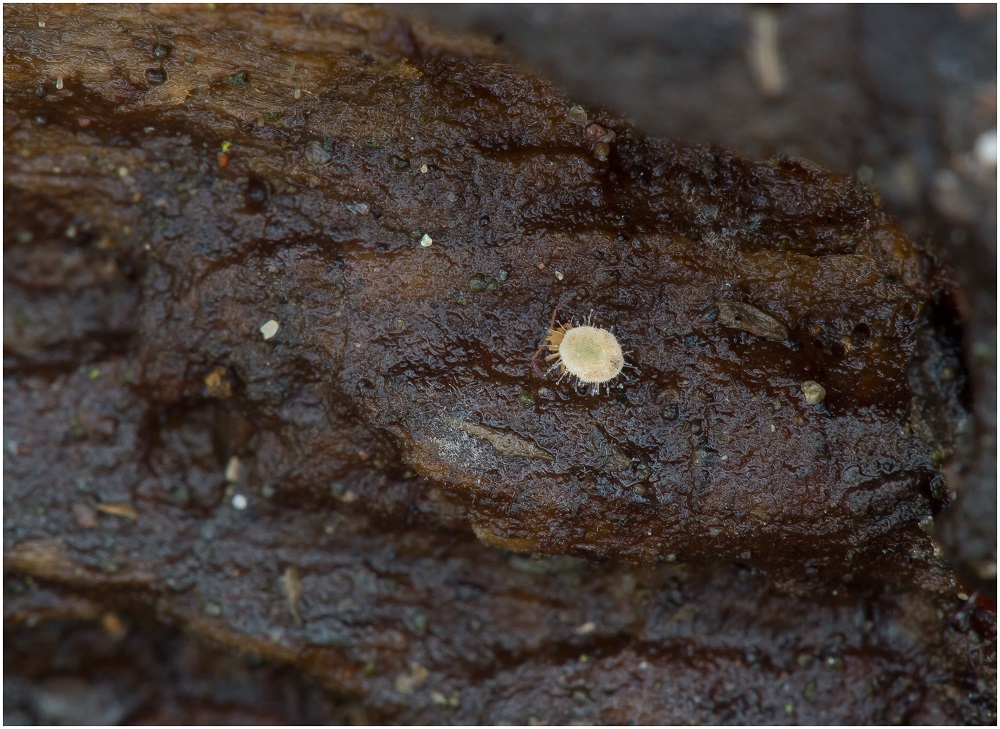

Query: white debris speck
[[394, 663, 429, 694], [802, 380, 827, 405], [117, 166, 129, 178], [420, 163, 429, 174], [224, 456, 241, 483], [260, 319, 279, 340], [55, 76, 64, 90], [346, 202, 370, 215], [293, 88, 301, 100], [748, 8, 786, 96], [567, 105, 588, 125], [974, 129, 997, 167], [575, 621, 597, 635], [231, 493, 248, 510], [554, 270, 564, 281], [419, 234, 433, 247]]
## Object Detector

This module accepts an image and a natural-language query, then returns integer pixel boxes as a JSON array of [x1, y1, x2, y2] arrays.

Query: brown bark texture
[[3, 4, 995, 724]]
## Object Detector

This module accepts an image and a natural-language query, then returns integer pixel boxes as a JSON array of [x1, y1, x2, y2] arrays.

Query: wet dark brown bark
[[4, 4, 995, 724], [409, 0, 998, 597]]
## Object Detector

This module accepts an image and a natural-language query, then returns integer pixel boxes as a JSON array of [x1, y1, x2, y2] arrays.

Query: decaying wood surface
[[4, 4, 994, 724]]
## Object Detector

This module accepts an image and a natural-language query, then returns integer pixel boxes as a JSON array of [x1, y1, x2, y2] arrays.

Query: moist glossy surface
[[3, 4, 994, 724]]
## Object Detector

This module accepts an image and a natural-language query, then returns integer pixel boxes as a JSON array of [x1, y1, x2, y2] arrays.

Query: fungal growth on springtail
[[532, 305, 626, 394]]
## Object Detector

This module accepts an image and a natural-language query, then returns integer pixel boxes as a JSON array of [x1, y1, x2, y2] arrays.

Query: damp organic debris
[[2, 4, 994, 725]]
